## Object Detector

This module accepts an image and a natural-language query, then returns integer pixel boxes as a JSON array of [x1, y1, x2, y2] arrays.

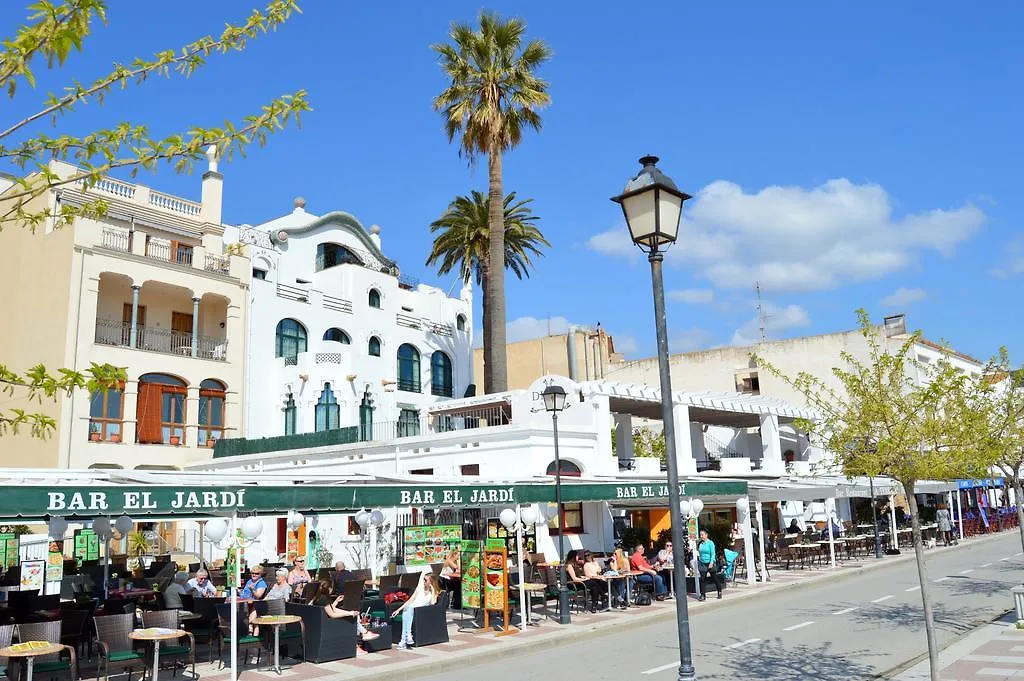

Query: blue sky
[[5, 1, 1022, 362]]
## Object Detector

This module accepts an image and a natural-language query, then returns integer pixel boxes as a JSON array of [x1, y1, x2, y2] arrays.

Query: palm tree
[[432, 11, 552, 394], [426, 191, 549, 391]]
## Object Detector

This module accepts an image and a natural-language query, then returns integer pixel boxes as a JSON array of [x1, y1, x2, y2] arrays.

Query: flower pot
[[111, 433, 121, 443], [207, 439, 216, 448], [89, 432, 100, 442], [169, 436, 181, 446]]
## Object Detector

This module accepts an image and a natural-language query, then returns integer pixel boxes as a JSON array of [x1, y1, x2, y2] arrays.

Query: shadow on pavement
[[848, 602, 982, 634], [702, 638, 879, 681], [940, 575, 1017, 599]]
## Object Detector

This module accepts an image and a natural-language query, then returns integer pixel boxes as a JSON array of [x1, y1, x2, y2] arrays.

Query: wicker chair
[[141, 611, 195, 679], [13, 621, 77, 681], [93, 614, 145, 681], [215, 603, 261, 670], [0, 624, 13, 679]]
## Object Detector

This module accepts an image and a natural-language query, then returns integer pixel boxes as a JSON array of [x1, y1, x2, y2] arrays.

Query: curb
[[340, 530, 1018, 681]]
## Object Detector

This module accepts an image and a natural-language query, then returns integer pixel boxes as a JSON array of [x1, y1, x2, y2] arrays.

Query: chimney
[[200, 145, 223, 225]]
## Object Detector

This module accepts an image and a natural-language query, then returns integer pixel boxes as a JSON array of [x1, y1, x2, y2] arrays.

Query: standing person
[[306, 530, 321, 573], [391, 572, 439, 650], [935, 504, 954, 547], [697, 529, 724, 601], [288, 557, 312, 588], [187, 569, 218, 597], [629, 544, 668, 601]]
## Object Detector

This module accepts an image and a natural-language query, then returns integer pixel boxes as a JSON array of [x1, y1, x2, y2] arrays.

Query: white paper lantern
[[691, 498, 704, 516], [114, 515, 134, 535], [520, 506, 538, 526], [241, 516, 263, 540], [679, 499, 692, 518], [499, 508, 518, 530], [736, 497, 749, 517], [204, 518, 228, 543], [48, 516, 68, 538], [92, 517, 111, 540], [288, 511, 305, 531], [355, 510, 370, 529], [370, 510, 384, 526]]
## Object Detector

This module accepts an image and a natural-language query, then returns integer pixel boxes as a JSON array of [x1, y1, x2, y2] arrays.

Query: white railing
[[205, 254, 230, 274], [149, 190, 201, 216], [396, 313, 421, 330], [145, 238, 170, 261], [276, 283, 308, 302], [94, 319, 228, 361], [323, 294, 352, 314], [81, 176, 136, 200], [100, 228, 130, 252]]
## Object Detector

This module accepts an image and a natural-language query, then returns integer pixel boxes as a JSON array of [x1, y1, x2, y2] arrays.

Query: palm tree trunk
[[906, 482, 940, 681], [480, 268, 491, 395], [486, 147, 508, 393]]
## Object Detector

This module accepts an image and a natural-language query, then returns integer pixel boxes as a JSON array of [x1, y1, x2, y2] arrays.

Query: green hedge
[[213, 426, 362, 458]]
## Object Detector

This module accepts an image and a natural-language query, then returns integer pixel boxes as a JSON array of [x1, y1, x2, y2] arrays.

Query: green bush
[[617, 526, 650, 552]]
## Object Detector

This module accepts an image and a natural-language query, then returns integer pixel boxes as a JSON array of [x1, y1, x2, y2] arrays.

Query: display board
[[73, 528, 99, 563], [402, 525, 461, 567], [0, 533, 19, 568], [459, 540, 482, 610], [20, 559, 44, 591], [46, 540, 64, 583], [481, 546, 515, 637]]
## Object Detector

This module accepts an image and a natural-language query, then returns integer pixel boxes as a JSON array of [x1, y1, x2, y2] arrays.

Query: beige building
[[0, 153, 249, 470], [473, 326, 622, 392]]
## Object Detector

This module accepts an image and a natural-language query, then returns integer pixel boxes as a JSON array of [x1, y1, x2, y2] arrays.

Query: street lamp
[[612, 155, 696, 681], [205, 515, 263, 681], [541, 383, 571, 625]]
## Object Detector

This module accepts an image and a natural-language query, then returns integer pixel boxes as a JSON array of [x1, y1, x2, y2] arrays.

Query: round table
[[129, 628, 187, 681], [253, 614, 301, 674], [0, 642, 64, 681], [177, 611, 202, 622], [521, 583, 545, 624]]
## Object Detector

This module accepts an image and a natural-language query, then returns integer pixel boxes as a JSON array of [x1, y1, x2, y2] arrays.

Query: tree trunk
[[480, 269, 490, 395], [906, 482, 940, 681], [1014, 477, 1024, 554], [485, 148, 507, 394]]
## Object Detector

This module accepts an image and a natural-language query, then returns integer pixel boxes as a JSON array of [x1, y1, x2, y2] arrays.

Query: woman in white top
[[391, 572, 439, 649], [266, 568, 292, 600]]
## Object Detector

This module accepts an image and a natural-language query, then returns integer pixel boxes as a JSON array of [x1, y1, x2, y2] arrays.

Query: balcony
[[145, 238, 193, 266], [95, 319, 228, 361], [431, 381, 454, 398], [397, 377, 421, 393]]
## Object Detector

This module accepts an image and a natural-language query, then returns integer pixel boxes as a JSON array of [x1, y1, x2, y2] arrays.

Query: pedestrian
[[697, 529, 724, 601], [935, 504, 954, 546]]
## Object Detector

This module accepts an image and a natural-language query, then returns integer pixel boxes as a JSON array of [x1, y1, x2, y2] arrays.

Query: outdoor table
[[0, 641, 64, 681], [621, 570, 642, 604], [816, 539, 845, 562], [792, 544, 821, 567], [129, 627, 186, 681], [522, 583, 545, 623], [659, 564, 675, 596], [177, 611, 202, 623], [109, 589, 157, 600], [254, 614, 301, 674]]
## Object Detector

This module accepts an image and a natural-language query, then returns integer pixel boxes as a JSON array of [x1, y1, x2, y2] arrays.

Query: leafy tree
[[611, 425, 666, 463], [0, 1, 308, 437], [432, 11, 551, 394], [755, 310, 993, 681], [425, 190, 548, 390]]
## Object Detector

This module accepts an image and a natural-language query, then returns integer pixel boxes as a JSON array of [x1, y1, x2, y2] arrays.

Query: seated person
[[630, 544, 668, 600], [581, 551, 615, 610], [239, 567, 267, 600], [288, 557, 312, 588], [786, 519, 802, 534], [186, 569, 218, 597], [162, 571, 189, 609], [266, 568, 292, 600], [324, 595, 379, 641], [332, 561, 355, 595]]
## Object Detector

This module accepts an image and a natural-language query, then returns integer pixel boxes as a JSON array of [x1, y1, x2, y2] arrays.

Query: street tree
[[0, 0, 309, 437], [755, 310, 994, 681], [425, 190, 548, 391], [977, 348, 1024, 551], [432, 11, 551, 394]]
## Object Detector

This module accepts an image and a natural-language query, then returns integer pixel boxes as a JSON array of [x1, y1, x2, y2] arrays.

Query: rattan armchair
[[14, 621, 77, 681], [141, 611, 195, 679], [93, 614, 145, 681]]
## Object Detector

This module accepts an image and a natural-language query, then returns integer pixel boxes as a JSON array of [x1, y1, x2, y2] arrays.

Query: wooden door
[[171, 312, 193, 334], [122, 303, 147, 327]]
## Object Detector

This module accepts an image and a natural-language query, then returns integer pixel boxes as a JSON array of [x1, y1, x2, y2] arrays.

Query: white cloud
[[989, 233, 1024, 279], [670, 328, 715, 353], [612, 334, 639, 357], [730, 302, 811, 346], [505, 315, 572, 343], [668, 288, 714, 304], [587, 178, 984, 292], [585, 227, 639, 261], [881, 287, 926, 308]]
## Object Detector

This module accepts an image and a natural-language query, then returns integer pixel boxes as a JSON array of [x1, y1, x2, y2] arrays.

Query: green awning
[[0, 479, 747, 520]]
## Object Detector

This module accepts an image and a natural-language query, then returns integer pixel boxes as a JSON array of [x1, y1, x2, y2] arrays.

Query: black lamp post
[[541, 383, 571, 625], [612, 155, 696, 681]]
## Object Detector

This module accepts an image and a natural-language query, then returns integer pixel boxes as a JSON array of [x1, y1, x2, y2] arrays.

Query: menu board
[[402, 525, 461, 567], [460, 539, 482, 610], [73, 529, 99, 563], [482, 547, 507, 611], [46, 540, 64, 583], [20, 559, 45, 592], [0, 533, 19, 568]]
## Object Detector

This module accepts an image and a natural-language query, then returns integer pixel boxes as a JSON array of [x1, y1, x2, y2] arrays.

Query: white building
[[224, 199, 473, 441], [0, 153, 249, 471]]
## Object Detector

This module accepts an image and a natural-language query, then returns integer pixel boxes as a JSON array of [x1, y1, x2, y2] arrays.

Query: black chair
[[341, 580, 363, 612], [378, 574, 401, 597], [284, 601, 355, 663], [388, 592, 450, 647], [13, 621, 77, 681], [398, 573, 419, 593], [6, 590, 36, 615], [254, 599, 303, 659], [215, 603, 261, 670], [57, 602, 93, 658], [187, 597, 225, 662]]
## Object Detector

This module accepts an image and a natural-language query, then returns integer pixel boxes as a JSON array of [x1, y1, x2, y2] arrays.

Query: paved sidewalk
[[893, 613, 1023, 681]]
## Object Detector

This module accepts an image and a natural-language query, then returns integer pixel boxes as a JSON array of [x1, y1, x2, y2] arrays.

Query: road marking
[[905, 586, 921, 592], [960, 569, 974, 574], [870, 595, 894, 604], [642, 662, 681, 675], [934, 576, 951, 583], [1001, 557, 1014, 562], [981, 563, 993, 568], [722, 638, 760, 650], [833, 607, 859, 615], [783, 621, 815, 632]]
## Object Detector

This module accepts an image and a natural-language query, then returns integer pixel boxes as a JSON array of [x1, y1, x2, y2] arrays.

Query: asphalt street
[[420, 533, 1024, 680]]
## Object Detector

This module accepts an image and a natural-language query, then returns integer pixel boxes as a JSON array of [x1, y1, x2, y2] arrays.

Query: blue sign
[[957, 479, 1004, 490]]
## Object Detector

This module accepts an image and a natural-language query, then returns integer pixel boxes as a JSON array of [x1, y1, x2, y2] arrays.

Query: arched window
[[275, 318, 307, 360], [323, 328, 351, 344], [315, 383, 340, 432], [456, 314, 467, 332], [431, 351, 453, 397], [368, 336, 381, 357], [545, 460, 583, 534], [137, 373, 187, 445], [316, 243, 363, 271], [284, 392, 297, 436], [89, 382, 124, 442], [545, 460, 582, 477], [198, 379, 226, 446], [397, 344, 421, 393], [368, 288, 381, 308]]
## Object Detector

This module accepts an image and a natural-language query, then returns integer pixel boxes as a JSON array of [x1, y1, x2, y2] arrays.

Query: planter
[[111, 434, 122, 443], [89, 432, 101, 442], [169, 436, 181, 446], [206, 439, 216, 448]]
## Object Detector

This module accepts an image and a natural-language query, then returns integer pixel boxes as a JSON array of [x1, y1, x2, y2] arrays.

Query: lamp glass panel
[[657, 189, 683, 242], [622, 190, 657, 244]]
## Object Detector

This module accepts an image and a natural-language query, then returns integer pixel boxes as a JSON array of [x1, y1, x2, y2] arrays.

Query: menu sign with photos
[[46, 540, 64, 583], [73, 528, 99, 563], [482, 546, 515, 637], [459, 539, 482, 610], [402, 525, 461, 567], [0, 533, 18, 568], [20, 559, 45, 592]]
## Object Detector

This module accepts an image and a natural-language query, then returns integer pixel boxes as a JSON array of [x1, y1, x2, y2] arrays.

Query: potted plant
[[89, 423, 101, 442], [111, 433, 122, 443], [206, 438, 217, 448], [169, 435, 181, 446]]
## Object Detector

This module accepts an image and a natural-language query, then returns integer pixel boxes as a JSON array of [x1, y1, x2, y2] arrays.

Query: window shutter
[[136, 383, 163, 444]]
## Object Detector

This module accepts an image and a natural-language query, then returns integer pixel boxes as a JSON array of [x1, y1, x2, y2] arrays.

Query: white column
[[185, 386, 200, 448], [755, 500, 768, 582], [826, 498, 836, 568], [955, 490, 965, 540], [122, 381, 138, 445], [191, 297, 200, 357], [741, 496, 756, 584], [614, 413, 634, 465], [673, 403, 697, 475], [759, 414, 785, 476], [129, 285, 141, 348]]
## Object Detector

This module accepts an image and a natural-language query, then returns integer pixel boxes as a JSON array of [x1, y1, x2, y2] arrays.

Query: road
[[422, 533, 1024, 681]]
